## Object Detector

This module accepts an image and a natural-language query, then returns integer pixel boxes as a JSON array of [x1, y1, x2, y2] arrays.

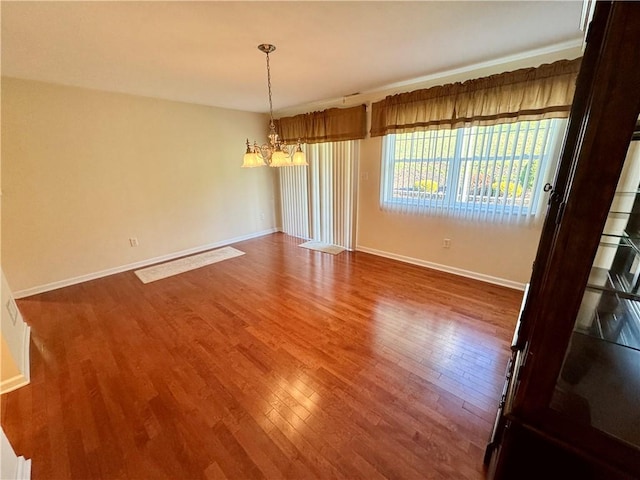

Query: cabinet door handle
[[543, 183, 553, 192]]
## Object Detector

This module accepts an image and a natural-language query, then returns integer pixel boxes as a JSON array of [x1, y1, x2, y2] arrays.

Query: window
[[381, 119, 564, 222]]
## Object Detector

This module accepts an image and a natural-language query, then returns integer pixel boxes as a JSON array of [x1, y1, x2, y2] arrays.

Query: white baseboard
[[14, 228, 278, 299], [355, 245, 526, 291], [16, 457, 31, 480], [0, 375, 29, 395], [21, 326, 30, 383], [1, 427, 31, 480]]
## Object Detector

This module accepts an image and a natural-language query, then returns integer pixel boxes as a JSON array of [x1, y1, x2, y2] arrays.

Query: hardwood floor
[[1, 233, 523, 479]]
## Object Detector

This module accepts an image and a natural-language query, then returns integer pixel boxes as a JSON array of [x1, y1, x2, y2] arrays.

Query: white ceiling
[[1, 1, 584, 113]]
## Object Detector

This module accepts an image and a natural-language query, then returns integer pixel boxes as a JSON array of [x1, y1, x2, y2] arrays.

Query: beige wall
[[3, 51, 572, 293], [2, 78, 276, 294], [356, 136, 543, 287]]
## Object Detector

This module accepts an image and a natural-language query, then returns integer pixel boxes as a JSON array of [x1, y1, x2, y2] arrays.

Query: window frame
[[380, 119, 564, 219]]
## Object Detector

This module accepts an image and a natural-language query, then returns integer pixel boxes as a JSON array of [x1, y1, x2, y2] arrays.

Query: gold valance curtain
[[371, 58, 581, 137], [274, 104, 367, 144]]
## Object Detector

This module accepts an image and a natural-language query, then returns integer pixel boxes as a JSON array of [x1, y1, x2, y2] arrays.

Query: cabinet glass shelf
[[588, 233, 640, 300], [612, 187, 640, 195], [575, 286, 640, 351], [552, 138, 640, 450]]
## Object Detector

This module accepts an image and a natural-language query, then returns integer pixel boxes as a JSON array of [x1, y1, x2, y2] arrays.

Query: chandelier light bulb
[[292, 145, 308, 166], [270, 149, 290, 167]]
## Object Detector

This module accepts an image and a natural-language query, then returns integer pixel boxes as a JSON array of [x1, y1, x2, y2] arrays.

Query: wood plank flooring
[[1, 233, 523, 479]]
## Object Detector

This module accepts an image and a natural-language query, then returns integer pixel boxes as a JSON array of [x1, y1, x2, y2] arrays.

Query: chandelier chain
[[265, 51, 274, 127]]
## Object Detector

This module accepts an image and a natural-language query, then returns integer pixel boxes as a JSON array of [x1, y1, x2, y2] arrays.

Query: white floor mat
[[134, 246, 245, 284], [299, 241, 345, 255]]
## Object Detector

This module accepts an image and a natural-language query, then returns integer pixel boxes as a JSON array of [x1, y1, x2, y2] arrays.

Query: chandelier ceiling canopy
[[242, 44, 307, 168]]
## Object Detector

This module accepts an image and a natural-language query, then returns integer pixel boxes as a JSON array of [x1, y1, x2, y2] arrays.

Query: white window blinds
[[380, 119, 566, 224]]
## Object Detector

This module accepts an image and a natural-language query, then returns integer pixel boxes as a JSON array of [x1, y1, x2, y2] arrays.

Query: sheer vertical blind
[[277, 106, 365, 249], [381, 119, 565, 224], [279, 140, 360, 250], [373, 58, 580, 224], [279, 165, 310, 239], [307, 141, 359, 249]]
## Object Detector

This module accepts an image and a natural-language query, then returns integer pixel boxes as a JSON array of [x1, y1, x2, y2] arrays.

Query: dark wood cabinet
[[486, 2, 640, 479]]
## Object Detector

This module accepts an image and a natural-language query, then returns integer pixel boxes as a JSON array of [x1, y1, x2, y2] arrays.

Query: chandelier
[[242, 44, 307, 168]]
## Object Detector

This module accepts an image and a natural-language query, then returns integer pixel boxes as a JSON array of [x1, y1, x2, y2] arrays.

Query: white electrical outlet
[[129, 237, 139, 247], [443, 238, 451, 249]]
